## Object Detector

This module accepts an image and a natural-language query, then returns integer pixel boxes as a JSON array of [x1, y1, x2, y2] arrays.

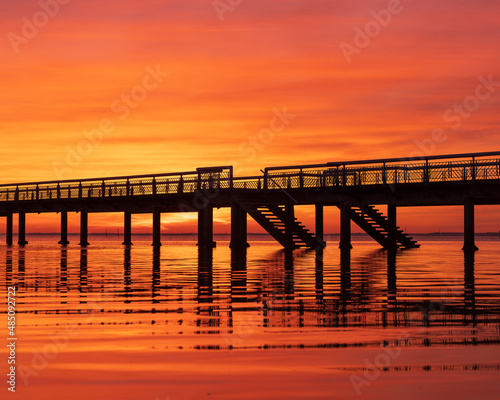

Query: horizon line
[[0, 232, 499, 236]]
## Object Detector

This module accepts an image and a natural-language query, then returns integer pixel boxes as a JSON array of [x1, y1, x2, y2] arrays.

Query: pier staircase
[[236, 195, 325, 250], [348, 205, 419, 249]]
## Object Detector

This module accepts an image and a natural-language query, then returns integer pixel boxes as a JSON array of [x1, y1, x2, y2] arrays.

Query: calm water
[[1, 235, 500, 399]]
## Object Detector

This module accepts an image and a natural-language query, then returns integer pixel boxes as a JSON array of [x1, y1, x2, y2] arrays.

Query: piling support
[[339, 203, 352, 250], [6, 213, 13, 246], [198, 203, 216, 248], [387, 204, 397, 250], [18, 212, 28, 245], [315, 204, 324, 244], [462, 197, 478, 252], [230, 201, 249, 250], [284, 203, 295, 250], [79, 211, 89, 247], [152, 207, 162, 247], [58, 211, 70, 245], [123, 211, 133, 246]]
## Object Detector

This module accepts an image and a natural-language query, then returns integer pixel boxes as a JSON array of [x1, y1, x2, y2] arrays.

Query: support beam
[[339, 203, 352, 250], [284, 203, 295, 250], [315, 204, 324, 244], [152, 207, 162, 247], [230, 201, 249, 250], [18, 212, 28, 245], [387, 204, 397, 250], [198, 204, 216, 248], [123, 211, 133, 246], [6, 213, 13, 246], [58, 211, 70, 245], [463, 197, 478, 252], [79, 211, 89, 247]]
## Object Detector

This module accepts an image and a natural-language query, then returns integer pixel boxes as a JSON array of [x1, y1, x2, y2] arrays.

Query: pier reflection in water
[[2, 236, 500, 400], [2, 236, 500, 389]]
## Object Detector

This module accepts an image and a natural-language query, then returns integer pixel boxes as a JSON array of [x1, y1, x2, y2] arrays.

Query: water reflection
[[230, 248, 247, 304], [124, 247, 132, 304], [315, 248, 324, 303], [284, 249, 294, 300], [464, 250, 476, 326], [5, 248, 12, 287], [340, 248, 351, 305], [152, 247, 160, 304], [1, 241, 499, 349], [17, 248, 25, 289], [60, 248, 68, 303], [197, 247, 221, 329], [197, 247, 213, 303], [79, 248, 88, 302]]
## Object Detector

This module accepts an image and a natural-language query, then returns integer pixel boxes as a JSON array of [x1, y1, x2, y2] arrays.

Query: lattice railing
[[0, 167, 233, 203]]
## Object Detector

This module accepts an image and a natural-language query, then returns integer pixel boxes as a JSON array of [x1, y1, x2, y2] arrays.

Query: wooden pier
[[2, 151, 500, 252]]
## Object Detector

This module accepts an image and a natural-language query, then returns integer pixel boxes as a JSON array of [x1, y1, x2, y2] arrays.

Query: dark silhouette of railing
[[264, 151, 500, 189], [0, 167, 233, 203], [1, 151, 500, 204]]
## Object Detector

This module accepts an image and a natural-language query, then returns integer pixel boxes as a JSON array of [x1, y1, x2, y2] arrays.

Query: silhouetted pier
[[2, 151, 500, 252]]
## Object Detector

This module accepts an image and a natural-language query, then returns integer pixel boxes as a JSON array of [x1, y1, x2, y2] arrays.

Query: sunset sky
[[1, 0, 500, 234]]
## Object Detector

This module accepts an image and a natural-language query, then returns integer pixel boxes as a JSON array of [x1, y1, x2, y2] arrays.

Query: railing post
[[264, 169, 268, 189], [126, 179, 130, 196], [472, 156, 476, 183], [57, 183, 60, 199], [425, 159, 430, 184], [299, 168, 304, 188], [382, 162, 386, 185], [178, 176, 184, 194], [79, 182, 83, 198], [152, 177, 157, 195], [342, 165, 346, 187], [36, 185, 39, 200], [102, 180, 105, 198]]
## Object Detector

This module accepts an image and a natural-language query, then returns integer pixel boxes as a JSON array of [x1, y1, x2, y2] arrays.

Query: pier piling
[[58, 211, 69, 246], [18, 212, 28, 245]]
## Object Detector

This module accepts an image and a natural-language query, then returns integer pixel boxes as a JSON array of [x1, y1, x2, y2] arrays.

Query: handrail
[[0, 165, 234, 188], [264, 150, 500, 172]]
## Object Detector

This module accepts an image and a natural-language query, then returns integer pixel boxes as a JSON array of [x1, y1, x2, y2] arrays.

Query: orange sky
[[1, 0, 500, 234]]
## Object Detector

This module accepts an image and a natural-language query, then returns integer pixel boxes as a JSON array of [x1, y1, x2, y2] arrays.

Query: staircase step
[[237, 196, 325, 250], [345, 204, 419, 249]]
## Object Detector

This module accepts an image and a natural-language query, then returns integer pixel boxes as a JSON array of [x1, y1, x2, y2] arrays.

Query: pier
[[1, 151, 500, 251]]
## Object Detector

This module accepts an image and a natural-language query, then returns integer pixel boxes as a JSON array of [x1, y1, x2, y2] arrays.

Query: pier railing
[[264, 151, 500, 189], [0, 167, 233, 203], [1, 152, 500, 203]]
